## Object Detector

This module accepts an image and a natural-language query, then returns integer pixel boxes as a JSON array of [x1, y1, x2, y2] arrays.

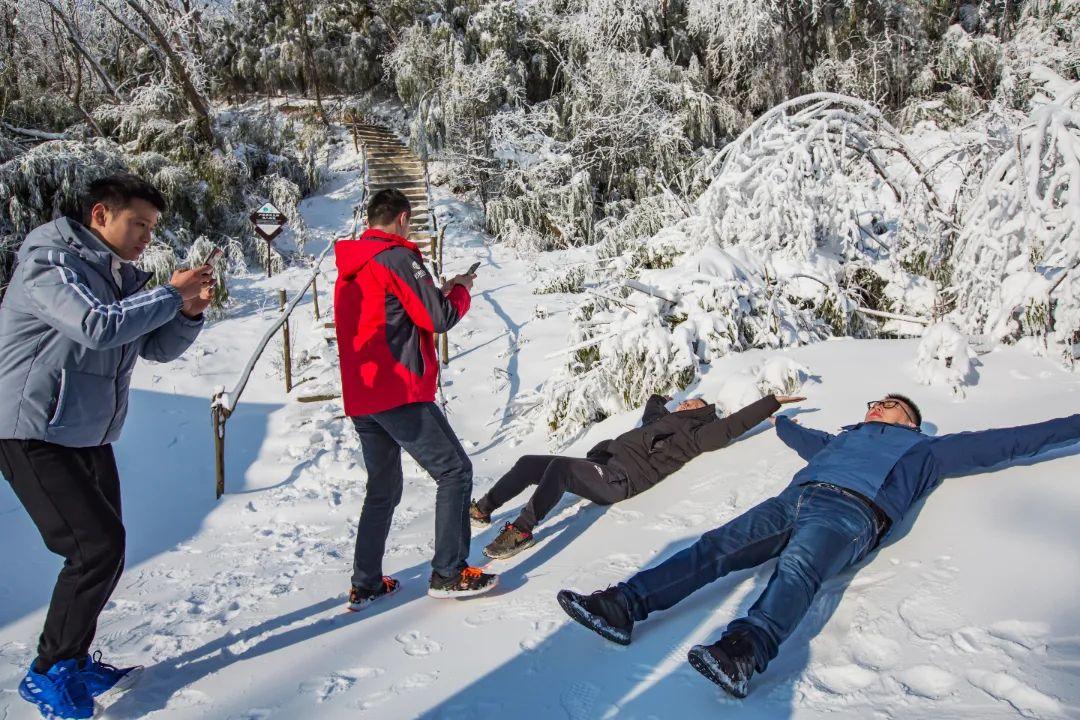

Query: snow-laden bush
[[542, 93, 951, 442], [915, 322, 978, 395], [949, 78, 1080, 360]]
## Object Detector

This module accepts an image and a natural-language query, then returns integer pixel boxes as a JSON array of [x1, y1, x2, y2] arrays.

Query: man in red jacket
[[334, 188, 496, 608]]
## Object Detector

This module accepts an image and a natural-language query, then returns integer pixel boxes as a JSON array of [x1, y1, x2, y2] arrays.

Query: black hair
[[886, 392, 922, 427], [367, 188, 411, 228], [81, 173, 166, 226]]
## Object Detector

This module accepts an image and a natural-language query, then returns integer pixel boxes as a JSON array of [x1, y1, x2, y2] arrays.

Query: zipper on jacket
[[48, 369, 68, 426]]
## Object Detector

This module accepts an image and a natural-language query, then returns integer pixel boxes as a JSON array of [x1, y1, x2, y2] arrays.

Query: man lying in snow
[[470, 392, 805, 559], [558, 394, 1080, 699]]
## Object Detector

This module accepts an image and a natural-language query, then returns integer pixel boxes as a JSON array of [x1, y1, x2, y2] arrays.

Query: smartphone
[[467, 261, 481, 275], [203, 246, 224, 265]]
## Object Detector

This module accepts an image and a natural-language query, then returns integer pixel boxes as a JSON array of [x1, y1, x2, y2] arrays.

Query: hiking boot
[[556, 587, 633, 645], [427, 566, 498, 599], [469, 500, 492, 528], [483, 522, 536, 559], [77, 651, 143, 699], [687, 633, 756, 698], [18, 658, 93, 719], [347, 576, 400, 611]]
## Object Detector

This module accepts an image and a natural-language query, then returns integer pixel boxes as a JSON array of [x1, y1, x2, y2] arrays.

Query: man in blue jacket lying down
[[558, 393, 1080, 699]]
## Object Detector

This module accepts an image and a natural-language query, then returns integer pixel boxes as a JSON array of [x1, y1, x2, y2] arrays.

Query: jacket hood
[[18, 216, 152, 292], [841, 421, 924, 434], [335, 228, 422, 281]]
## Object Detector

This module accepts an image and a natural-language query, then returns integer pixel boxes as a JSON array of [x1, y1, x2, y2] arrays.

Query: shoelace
[[89, 651, 119, 675], [380, 576, 396, 591], [461, 567, 483, 579]]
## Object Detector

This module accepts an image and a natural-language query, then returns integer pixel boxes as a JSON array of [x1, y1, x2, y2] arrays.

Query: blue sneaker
[[78, 651, 143, 699], [17, 658, 94, 720]]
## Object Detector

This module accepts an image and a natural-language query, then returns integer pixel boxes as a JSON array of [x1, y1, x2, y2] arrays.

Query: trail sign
[[250, 202, 288, 277], [250, 202, 288, 241]]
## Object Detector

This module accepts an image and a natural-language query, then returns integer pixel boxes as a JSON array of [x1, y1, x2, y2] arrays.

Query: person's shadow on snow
[[102, 554, 438, 719], [426, 534, 867, 720]]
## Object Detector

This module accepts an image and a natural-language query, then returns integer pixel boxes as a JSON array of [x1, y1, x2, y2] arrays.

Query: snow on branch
[[950, 81, 1080, 358]]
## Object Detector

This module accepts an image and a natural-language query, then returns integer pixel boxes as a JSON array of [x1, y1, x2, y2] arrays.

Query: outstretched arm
[[692, 395, 782, 452], [774, 415, 835, 461], [641, 394, 670, 424], [930, 414, 1080, 477]]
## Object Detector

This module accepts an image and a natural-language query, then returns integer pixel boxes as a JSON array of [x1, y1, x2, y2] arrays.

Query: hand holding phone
[[203, 246, 224, 265]]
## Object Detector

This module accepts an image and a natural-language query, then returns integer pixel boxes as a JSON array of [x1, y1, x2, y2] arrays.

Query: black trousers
[[477, 455, 630, 533], [0, 439, 125, 670]]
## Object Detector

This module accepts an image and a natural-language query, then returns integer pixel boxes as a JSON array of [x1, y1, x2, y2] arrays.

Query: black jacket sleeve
[[641, 394, 670, 425], [691, 395, 782, 453]]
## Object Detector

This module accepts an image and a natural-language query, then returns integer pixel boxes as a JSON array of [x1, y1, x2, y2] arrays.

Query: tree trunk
[[113, 0, 216, 143], [292, 0, 327, 124], [34, 0, 123, 101]]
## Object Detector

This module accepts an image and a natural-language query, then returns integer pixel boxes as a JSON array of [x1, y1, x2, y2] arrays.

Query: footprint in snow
[[894, 665, 957, 699], [396, 631, 442, 657]]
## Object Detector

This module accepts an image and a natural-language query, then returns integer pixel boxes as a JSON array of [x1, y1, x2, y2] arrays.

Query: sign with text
[[250, 203, 288, 241]]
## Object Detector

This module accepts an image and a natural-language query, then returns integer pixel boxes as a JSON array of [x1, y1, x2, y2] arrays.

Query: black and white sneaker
[[687, 634, 756, 699], [347, 577, 400, 611], [468, 500, 492, 528], [427, 567, 498, 599], [557, 587, 633, 645], [483, 522, 536, 559]]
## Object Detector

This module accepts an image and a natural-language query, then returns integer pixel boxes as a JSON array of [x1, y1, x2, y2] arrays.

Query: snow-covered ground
[[2, 138, 1079, 720]]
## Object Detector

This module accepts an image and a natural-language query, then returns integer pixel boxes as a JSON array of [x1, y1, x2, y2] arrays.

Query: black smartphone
[[467, 261, 481, 275]]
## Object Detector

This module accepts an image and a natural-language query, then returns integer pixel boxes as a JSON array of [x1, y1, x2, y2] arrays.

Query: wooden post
[[212, 391, 227, 499], [279, 289, 292, 393], [311, 272, 321, 320], [266, 240, 273, 278]]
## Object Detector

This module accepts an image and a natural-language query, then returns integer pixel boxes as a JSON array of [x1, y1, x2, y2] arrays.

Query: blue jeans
[[350, 402, 473, 589], [620, 483, 880, 672]]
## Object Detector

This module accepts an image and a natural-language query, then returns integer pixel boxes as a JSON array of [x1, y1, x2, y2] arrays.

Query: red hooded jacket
[[334, 228, 470, 416]]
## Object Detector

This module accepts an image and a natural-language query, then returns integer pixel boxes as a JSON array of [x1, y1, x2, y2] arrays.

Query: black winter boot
[[687, 632, 756, 698], [556, 587, 634, 645]]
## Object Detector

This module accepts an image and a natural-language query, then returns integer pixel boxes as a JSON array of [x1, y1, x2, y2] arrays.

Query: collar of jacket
[[361, 227, 422, 254], [54, 217, 153, 295], [840, 421, 924, 434]]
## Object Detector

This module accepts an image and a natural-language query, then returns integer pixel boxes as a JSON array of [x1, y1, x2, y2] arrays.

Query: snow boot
[[483, 522, 536, 559], [687, 633, 756, 699], [557, 587, 634, 645]]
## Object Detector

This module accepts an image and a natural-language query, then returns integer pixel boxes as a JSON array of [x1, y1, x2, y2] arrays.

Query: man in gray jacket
[[0, 174, 212, 719]]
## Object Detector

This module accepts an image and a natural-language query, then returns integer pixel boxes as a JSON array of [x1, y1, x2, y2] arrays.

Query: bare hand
[[441, 273, 474, 294], [170, 265, 213, 301], [775, 395, 806, 404], [181, 285, 212, 319]]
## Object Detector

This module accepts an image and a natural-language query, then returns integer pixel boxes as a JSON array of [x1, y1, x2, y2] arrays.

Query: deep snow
[[1, 136, 1078, 720]]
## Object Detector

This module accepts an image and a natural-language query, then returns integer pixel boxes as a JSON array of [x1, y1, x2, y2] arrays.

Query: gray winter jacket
[[0, 217, 203, 447]]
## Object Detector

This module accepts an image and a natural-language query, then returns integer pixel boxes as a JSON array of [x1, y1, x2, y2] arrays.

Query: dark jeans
[[477, 455, 630, 533], [619, 483, 879, 672], [0, 439, 125, 671], [350, 402, 473, 589]]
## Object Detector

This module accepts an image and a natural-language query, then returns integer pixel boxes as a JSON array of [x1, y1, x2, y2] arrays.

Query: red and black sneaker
[[427, 566, 498, 599], [347, 576, 400, 611]]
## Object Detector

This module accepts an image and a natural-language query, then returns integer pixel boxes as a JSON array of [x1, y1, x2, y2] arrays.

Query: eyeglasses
[[866, 399, 916, 425]]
